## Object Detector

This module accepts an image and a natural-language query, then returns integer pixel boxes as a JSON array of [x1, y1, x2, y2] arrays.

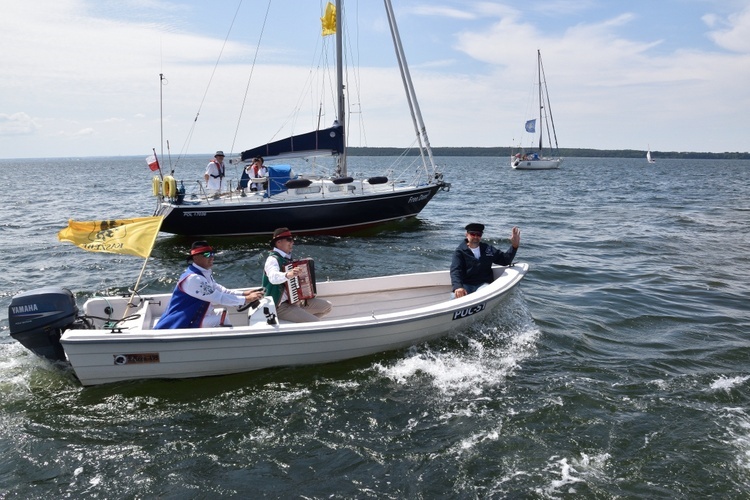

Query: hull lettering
[[452, 303, 486, 320], [407, 192, 430, 204], [114, 353, 160, 365]]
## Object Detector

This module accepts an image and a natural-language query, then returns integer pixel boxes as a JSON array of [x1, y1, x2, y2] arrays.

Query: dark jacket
[[450, 241, 517, 291]]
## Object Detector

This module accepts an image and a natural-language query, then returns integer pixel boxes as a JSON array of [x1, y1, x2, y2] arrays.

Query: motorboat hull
[[53, 264, 528, 385]]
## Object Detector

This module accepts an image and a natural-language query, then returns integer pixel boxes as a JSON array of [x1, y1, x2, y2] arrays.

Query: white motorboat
[[9, 264, 528, 386]]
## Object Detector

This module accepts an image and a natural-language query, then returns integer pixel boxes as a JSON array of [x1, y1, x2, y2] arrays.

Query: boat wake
[[373, 294, 539, 397]]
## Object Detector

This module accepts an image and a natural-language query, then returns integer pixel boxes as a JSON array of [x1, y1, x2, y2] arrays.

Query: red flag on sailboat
[[146, 155, 160, 172]]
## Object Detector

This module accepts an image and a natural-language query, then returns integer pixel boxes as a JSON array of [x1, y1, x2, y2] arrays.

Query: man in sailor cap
[[450, 223, 521, 298]]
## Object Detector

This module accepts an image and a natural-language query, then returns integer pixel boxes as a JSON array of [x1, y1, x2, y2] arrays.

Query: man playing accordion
[[262, 227, 332, 322]]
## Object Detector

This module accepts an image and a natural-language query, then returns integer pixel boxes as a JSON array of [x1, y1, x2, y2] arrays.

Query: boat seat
[[115, 300, 153, 331]]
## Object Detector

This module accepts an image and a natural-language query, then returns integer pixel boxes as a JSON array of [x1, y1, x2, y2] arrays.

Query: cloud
[[0, 113, 40, 136], [72, 128, 96, 138], [1, 0, 749, 157], [704, 4, 750, 52], [409, 5, 478, 20]]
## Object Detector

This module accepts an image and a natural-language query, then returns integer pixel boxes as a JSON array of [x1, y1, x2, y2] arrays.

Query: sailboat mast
[[335, 0, 347, 176], [159, 73, 165, 163], [383, 0, 436, 171], [537, 50, 543, 155]]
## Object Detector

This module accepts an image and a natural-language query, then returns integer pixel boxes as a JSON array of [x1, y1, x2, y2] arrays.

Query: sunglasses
[[468, 231, 483, 237], [201, 251, 216, 257]]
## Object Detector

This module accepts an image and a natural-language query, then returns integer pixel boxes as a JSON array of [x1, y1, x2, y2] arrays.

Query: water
[[1, 156, 749, 497]]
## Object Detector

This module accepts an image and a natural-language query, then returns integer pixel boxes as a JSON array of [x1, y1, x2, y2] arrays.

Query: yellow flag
[[58, 216, 163, 259], [321, 2, 336, 36]]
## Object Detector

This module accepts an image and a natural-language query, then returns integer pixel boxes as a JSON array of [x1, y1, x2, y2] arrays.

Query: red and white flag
[[146, 155, 160, 172]]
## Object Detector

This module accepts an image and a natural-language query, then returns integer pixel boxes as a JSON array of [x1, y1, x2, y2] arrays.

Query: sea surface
[[1, 156, 749, 498]]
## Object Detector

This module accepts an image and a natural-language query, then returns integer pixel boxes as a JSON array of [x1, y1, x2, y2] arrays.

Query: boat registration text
[[452, 303, 486, 320]]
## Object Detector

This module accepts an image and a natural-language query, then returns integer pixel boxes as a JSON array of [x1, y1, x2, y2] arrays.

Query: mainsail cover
[[241, 124, 344, 161]]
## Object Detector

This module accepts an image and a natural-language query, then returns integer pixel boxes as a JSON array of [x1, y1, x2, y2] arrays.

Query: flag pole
[[153, 147, 164, 181], [123, 217, 164, 318]]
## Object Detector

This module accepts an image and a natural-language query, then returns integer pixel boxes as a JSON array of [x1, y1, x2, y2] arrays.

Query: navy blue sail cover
[[241, 124, 344, 162]]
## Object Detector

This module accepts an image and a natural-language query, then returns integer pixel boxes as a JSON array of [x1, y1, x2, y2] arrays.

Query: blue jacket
[[155, 264, 211, 329], [450, 241, 516, 291]]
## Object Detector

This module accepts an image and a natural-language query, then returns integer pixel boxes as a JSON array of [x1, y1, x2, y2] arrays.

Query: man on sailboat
[[204, 151, 226, 195]]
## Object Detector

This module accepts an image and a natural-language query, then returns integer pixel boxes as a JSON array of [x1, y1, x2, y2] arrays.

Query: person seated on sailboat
[[204, 150, 226, 196], [238, 167, 250, 197], [247, 156, 268, 192], [155, 241, 265, 329], [262, 227, 332, 322], [450, 223, 521, 299]]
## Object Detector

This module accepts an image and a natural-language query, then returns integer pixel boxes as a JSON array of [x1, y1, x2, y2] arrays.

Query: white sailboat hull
[[57, 264, 528, 386], [511, 157, 562, 170]]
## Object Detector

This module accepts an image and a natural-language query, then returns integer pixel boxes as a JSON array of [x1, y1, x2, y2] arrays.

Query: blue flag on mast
[[525, 119, 536, 133]]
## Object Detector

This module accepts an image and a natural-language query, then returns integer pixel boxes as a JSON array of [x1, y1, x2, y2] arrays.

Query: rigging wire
[[173, 0, 245, 171], [344, 0, 368, 148], [229, 0, 273, 175]]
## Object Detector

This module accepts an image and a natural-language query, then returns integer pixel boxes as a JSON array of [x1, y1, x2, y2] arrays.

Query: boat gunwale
[[61, 264, 528, 345]]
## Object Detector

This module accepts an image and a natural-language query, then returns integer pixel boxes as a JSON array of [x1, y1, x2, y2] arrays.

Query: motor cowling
[[8, 287, 79, 362]]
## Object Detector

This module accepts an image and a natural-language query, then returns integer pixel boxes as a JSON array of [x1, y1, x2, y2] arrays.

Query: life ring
[[163, 176, 177, 198], [152, 176, 161, 196]]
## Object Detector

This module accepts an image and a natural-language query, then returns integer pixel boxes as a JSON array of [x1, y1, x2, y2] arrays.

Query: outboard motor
[[8, 287, 80, 362]]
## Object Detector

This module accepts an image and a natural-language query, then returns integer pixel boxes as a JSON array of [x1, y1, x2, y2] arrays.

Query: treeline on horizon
[[347, 147, 750, 160]]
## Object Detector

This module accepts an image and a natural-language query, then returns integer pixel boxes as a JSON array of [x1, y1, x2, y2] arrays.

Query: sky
[[1, 0, 749, 159]]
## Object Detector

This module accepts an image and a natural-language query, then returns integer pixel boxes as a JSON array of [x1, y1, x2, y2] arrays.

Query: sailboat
[[647, 146, 656, 163], [511, 50, 562, 170], [152, 0, 449, 237]]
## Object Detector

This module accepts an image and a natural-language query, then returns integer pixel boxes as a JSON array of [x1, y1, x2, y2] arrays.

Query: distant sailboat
[[511, 50, 562, 170], [647, 146, 656, 164]]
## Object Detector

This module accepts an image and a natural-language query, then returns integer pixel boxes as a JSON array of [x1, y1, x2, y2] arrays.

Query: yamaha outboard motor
[[8, 287, 80, 362]]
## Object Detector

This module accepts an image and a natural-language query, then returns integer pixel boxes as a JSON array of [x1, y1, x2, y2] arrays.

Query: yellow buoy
[[163, 176, 177, 198]]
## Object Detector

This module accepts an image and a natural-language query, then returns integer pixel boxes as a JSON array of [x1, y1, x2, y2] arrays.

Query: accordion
[[285, 258, 317, 304]]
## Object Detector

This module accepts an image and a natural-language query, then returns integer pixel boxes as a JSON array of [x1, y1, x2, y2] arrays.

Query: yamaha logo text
[[11, 304, 39, 314]]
